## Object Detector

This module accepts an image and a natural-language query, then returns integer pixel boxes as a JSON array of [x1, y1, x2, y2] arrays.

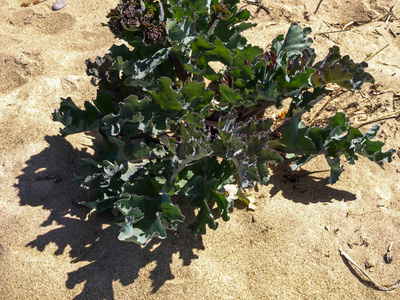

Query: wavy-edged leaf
[[111, 47, 172, 80], [53, 98, 102, 136], [272, 24, 313, 58]]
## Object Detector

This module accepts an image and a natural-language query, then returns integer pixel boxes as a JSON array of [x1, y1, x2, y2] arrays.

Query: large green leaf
[[272, 24, 313, 57], [151, 77, 182, 110], [286, 113, 395, 183], [312, 46, 374, 91], [53, 98, 102, 136], [117, 192, 184, 246], [280, 117, 315, 156], [111, 47, 172, 80]]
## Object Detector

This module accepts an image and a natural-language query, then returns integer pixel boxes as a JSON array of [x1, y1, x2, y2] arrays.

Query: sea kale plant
[[53, 0, 394, 245]]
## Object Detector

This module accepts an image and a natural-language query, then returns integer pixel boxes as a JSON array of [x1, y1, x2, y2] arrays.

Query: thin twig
[[365, 43, 390, 61], [389, 28, 397, 37], [385, 15, 392, 25], [97, 250, 108, 261], [263, 22, 278, 29], [354, 109, 400, 128], [339, 248, 400, 291], [307, 88, 344, 126], [394, 0, 400, 12], [244, 0, 270, 16], [342, 21, 354, 30], [316, 29, 350, 35], [373, 28, 384, 36], [371, 89, 400, 96], [323, 21, 331, 28], [314, 0, 324, 14], [385, 0, 400, 25], [359, 90, 373, 106], [71, 249, 89, 263]]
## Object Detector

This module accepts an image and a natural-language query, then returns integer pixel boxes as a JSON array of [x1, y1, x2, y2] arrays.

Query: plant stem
[[205, 119, 219, 127], [307, 88, 345, 126], [270, 115, 298, 137], [205, 15, 218, 35], [169, 52, 189, 82], [239, 100, 276, 121]]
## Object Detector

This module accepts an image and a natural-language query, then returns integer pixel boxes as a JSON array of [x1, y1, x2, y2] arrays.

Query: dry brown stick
[[389, 28, 397, 37], [243, 0, 270, 16], [365, 43, 390, 61], [339, 248, 400, 291], [323, 21, 331, 28], [373, 28, 384, 36], [316, 29, 350, 35], [358, 90, 373, 106], [97, 250, 108, 261], [314, 0, 324, 14], [371, 89, 400, 96], [385, 0, 400, 25], [353, 109, 400, 128], [70, 249, 89, 263]]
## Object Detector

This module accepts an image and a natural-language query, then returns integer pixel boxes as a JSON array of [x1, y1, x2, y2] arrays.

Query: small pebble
[[384, 252, 393, 264], [365, 259, 375, 269], [52, 0, 67, 11]]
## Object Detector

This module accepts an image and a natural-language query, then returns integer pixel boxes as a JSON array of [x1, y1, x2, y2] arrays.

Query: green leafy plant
[[53, 0, 394, 246]]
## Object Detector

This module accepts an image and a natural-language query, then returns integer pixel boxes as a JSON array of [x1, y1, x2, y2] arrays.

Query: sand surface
[[1, 0, 400, 299]]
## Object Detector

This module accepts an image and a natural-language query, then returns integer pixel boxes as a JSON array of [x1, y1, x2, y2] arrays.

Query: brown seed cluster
[[107, 0, 166, 45]]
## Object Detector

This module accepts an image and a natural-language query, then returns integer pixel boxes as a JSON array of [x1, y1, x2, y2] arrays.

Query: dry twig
[[359, 90, 373, 106], [354, 109, 400, 128], [365, 43, 390, 61], [307, 88, 345, 126], [70, 249, 89, 263], [385, 0, 400, 25], [339, 248, 400, 291], [97, 250, 108, 261], [243, 0, 270, 16], [342, 21, 354, 30], [316, 29, 350, 35], [314, 0, 324, 14], [389, 28, 398, 37]]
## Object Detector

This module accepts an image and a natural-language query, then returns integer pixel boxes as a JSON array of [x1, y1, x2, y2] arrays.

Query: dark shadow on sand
[[268, 163, 357, 204], [15, 136, 358, 299], [15, 135, 204, 300]]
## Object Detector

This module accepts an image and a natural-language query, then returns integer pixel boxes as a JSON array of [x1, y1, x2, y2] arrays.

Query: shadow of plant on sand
[[268, 163, 357, 204], [15, 135, 204, 300], [15, 135, 358, 299]]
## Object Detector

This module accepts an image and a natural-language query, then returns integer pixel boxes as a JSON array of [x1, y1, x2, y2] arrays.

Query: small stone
[[52, 0, 67, 11], [365, 259, 375, 269], [304, 12, 312, 22], [384, 252, 393, 264]]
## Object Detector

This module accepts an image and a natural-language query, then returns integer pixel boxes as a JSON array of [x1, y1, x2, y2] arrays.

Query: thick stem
[[269, 115, 298, 138], [205, 15, 218, 35], [204, 119, 219, 127], [169, 52, 189, 82], [238, 100, 276, 121]]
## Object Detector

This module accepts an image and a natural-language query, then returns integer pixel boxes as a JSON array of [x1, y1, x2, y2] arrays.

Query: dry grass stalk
[[339, 248, 400, 291], [353, 109, 400, 128]]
